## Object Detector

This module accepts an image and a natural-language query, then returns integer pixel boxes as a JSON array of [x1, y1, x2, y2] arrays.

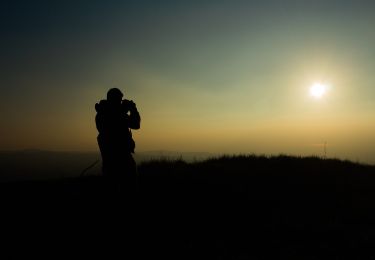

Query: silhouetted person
[[95, 88, 141, 196]]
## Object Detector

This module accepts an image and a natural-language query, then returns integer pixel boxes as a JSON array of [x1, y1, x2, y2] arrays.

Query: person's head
[[107, 88, 123, 104]]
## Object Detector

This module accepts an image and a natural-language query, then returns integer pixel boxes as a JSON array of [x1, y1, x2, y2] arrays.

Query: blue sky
[[1, 0, 375, 163]]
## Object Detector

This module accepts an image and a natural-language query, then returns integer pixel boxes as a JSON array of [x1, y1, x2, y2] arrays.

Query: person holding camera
[[95, 88, 141, 195]]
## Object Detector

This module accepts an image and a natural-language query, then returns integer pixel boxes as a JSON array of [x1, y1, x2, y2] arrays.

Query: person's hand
[[129, 100, 137, 110]]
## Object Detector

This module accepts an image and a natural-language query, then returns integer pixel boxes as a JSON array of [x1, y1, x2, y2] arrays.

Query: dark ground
[[1, 155, 375, 259]]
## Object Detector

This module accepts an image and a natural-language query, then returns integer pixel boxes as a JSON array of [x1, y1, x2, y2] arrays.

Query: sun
[[310, 82, 327, 99]]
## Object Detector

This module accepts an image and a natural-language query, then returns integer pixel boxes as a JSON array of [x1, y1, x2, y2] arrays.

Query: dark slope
[[1, 155, 375, 259]]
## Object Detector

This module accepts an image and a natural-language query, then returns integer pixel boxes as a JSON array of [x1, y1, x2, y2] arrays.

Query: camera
[[121, 99, 135, 113]]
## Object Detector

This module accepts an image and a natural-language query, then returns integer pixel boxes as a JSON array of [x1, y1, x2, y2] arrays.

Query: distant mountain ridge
[[136, 150, 214, 162], [1, 149, 371, 183], [0, 149, 214, 182]]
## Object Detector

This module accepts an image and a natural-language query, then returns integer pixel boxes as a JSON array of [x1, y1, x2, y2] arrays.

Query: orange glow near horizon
[[1, 1, 375, 165]]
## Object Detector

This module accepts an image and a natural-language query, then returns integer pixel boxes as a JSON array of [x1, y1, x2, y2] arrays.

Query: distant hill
[[135, 150, 213, 162], [0, 150, 213, 182], [0, 150, 100, 182]]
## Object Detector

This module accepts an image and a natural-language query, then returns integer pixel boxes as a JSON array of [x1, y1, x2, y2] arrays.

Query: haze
[[1, 1, 375, 164]]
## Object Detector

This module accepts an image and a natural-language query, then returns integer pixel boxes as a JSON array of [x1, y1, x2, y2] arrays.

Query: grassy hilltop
[[140, 155, 375, 259], [2, 155, 375, 259]]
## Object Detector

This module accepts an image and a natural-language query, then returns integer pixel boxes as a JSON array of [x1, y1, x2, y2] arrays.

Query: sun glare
[[310, 83, 327, 99]]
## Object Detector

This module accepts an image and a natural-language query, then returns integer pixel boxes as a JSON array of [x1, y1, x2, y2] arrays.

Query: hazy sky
[[1, 0, 375, 163]]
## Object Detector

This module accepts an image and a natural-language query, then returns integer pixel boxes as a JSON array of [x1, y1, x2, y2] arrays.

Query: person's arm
[[128, 103, 141, 130]]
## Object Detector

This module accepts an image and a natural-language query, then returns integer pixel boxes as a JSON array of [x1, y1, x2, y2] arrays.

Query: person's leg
[[122, 154, 137, 202]]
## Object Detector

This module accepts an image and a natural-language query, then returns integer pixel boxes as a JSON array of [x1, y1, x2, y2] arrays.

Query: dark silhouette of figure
[[95, 88, 141, 195]]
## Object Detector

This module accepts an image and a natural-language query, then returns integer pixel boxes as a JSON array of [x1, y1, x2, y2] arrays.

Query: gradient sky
[[1, 0, 375, 163]]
